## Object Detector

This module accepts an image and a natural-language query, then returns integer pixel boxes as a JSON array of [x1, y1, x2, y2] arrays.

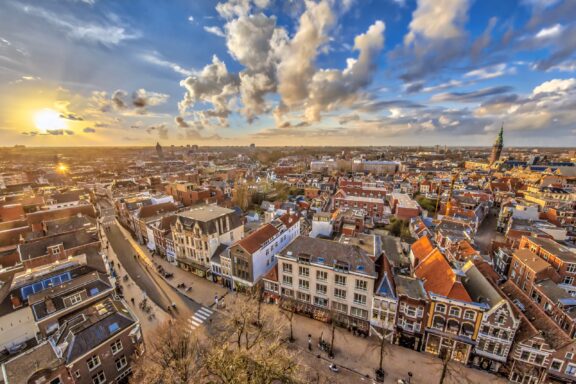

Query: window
[[335, 275, 347, 286], [449, 307, 461, 317], [332, 301, 348, 313], [355, 279, 367, 291], [92, 370, 106, 384], [298, 266, 309, 277], [432, 316, 445, 330], [551, 360, 563, 371], [567, 352, 574, 359], [435, 303, 446, 313], [463, 310, 475, 321], [353, 293, 366, 305], [298, 279, 309, 290], [316, 284, 327, 295], [67, 292, 83, 306], [283, 263, 292, 273], [563, 276, 574, 285], [314, 296, 328, 307], [108, 322, 120, 333], [351, 307, 368, 319], [282, 275, 293, 286], [316, 270, 327, 281], [520, 351, 530, 361], [534, 354, 544, 365], [74, 370, 81, 379], [566, 364, 576, 376], [334, 288, 346, 299], [115, 355, 128, 371], [567, 264, 576, 274], [111, 339, 123, 355], [296, 292, 310, 302], [87, 355, 101, 371]]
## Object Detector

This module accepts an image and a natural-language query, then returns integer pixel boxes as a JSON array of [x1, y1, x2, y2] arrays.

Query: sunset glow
[[33, 109, 66, 133]]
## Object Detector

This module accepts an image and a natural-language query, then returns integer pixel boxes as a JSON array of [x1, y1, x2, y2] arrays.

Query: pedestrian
[[308, 334, 312, 351], [214, 294, 219, 307]]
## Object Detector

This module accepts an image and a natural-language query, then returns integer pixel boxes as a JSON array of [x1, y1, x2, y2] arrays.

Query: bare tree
[[132, 300, 314, 384], [280, 300, 296, 342]]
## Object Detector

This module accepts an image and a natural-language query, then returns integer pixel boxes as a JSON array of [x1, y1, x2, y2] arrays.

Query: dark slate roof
[[44, 215, 96, 236], [52, 298, 136, 363], [279, 236, 377, 278], [29, 272, 112, 321], [176, 205, 242, 234], [18, 230, 99, 261]]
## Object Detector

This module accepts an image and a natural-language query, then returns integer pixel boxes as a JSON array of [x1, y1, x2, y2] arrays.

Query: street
[[101, 221, 214, 335], [474, 209, 505, 255]]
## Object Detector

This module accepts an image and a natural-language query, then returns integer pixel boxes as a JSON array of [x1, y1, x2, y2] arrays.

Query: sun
[[33, 108, 66, 133]]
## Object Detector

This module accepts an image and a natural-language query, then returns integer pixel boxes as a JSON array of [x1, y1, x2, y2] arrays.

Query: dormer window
[[49, 245, 61, 256]]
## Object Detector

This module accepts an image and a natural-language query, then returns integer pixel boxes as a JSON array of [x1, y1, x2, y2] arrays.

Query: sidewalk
[[101, 228, 169, 343], [115, 222, 228, 308]]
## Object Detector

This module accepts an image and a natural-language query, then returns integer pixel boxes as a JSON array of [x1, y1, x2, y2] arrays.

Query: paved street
[[474, 208, 505, 255], [101, 222, 214, 332]]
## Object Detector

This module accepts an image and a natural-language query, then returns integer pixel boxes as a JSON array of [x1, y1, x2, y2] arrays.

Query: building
[[462, 260, 520, 373], [489, 125, 504, 164], [519, 236, 576, 293], [277, 236, 377, 333], [227, 213, 300, 289], [389, 193, 421, 220], [156, 141, 163, 159], [172, 205, 244, 278], [414, 247, 484, 364], [508, 248, 561, 295], [393, 275, 429, 351]]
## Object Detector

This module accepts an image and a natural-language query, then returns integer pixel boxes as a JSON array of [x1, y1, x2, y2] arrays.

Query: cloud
[[59, 112, 84, 121], [432, 86, 513, 102], [179, 0, 386, 128], [83, 127, 96, 133], [464, 63, 514, 80], [146, 124, 169, 139], [396, 0, 472, 82], [111, 90, 128, 109], [132, 89, 170, 108], [276, 0, 336, 109], [91, 88, 169, 115], [179, 55, 240, 124], [175, 116, 189, 128], [19, 4, 139, 46], [532, 78, 576, 94], [204, 26, 226, 37], [535, 23, 564, 39], [140, 51, 195, 77], [303, 20, 386, 122]]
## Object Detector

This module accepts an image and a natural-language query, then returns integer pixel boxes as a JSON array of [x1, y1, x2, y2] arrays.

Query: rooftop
[[279, 236, 377, 277]]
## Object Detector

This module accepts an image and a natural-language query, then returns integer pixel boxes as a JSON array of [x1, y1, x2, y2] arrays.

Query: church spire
[[489, 124, 504, 164]]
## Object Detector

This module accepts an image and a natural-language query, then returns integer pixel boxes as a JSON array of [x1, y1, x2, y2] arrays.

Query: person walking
[[308, 334, 312, 351]]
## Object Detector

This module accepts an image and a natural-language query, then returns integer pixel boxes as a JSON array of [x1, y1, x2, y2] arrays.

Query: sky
[[0, 0, 575, 147]]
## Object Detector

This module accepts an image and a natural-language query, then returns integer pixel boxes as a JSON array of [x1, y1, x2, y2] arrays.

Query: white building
[[277, 236, 377, 332], [172, 205, 244, 278], [227, 213, 300, 289]]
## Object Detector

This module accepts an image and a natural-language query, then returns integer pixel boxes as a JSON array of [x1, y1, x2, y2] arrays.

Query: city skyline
[[1, 0, 576, 147]]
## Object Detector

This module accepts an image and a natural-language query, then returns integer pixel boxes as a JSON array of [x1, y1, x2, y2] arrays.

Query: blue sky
[[0, 0, 575, 147]]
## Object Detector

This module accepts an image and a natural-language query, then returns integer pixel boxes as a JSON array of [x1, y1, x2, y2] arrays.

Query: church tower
[[489, 125, 503, 164], [156, 142, 164, 159]]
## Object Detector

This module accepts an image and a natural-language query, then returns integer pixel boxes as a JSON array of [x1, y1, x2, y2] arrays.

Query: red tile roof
[[277, 213, 299, 229], [262, 264, 278, 282], [236, 224, 278, 254], [414, 248, 472, 302], [411, 235, 434, 265]]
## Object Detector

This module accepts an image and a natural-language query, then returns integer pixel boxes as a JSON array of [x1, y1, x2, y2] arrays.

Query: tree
[[280, 300, 296, 342], [132, 301, 315, 384]]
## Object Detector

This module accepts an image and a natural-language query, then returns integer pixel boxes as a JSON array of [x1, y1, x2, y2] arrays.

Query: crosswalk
[[186, 307, 213, 332]]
